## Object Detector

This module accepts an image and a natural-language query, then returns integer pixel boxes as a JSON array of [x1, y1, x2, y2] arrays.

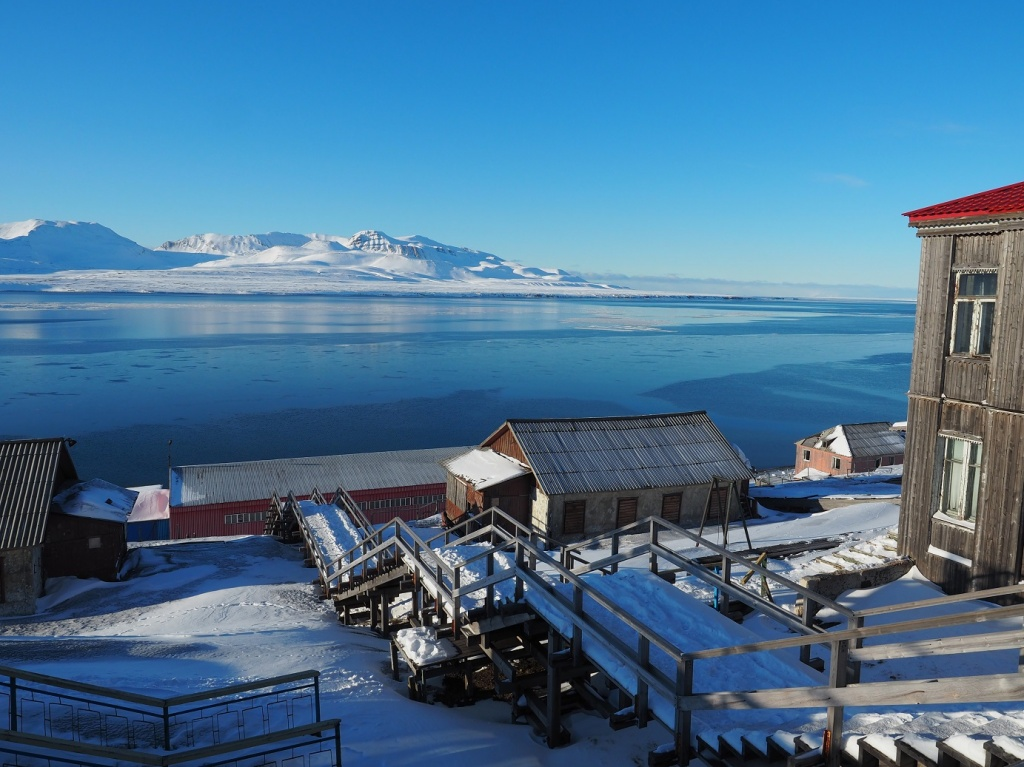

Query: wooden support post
[[547, 628, 563, 749], [572, 585, 584, 662], [486, 555, 495, 618], [650, 519, 659, 575], [380, 592, 390, 635], [800, 598, 816, 665], [611, 536, 620, 575], [370, 597, 379, 632], [850, 614, 864, 684], [719, 554, 731, 616], [390, 641, 399, 681], [825, 638, 849, 767], [636, 635, 650, 728], [675, 659, 693, 766]]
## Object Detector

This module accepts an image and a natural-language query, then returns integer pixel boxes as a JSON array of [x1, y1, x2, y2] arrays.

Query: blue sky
[[3, 2, 1023, 291]]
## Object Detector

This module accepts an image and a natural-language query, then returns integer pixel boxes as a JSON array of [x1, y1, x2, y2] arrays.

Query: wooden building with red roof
[[900, 180, 1024, 593]]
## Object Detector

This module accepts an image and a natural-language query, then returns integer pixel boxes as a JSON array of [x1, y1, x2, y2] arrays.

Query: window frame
[[563, 499, 586, 535], [950, 271, 997, 358], [831, 456, 841, 471], [936, 435, 983, 525]]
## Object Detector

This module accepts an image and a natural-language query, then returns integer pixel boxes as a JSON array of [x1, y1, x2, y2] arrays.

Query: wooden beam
[[677, 672, 1024, 711]]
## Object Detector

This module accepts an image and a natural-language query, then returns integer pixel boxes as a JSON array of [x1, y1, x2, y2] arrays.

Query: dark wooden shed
[[0, 438, 79, 616], [900, 181, 1024, 593]]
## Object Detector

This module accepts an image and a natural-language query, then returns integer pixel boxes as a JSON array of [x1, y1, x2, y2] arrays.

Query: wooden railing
[[0, 666, 341, 767], [289, 502, 1024, 767]]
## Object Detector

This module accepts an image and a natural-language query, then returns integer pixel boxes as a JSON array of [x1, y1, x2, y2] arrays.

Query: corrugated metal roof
[[841, 422, 905, 458], [0, 438, 76, 550], [504, 412, 752, 496], [904, 181, 1024, 223], [797, 422, 904, 458], [171, 446, 473, 507]]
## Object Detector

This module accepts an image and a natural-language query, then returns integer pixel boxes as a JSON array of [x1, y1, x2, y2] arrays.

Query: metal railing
[[1, 666, 341, 767]]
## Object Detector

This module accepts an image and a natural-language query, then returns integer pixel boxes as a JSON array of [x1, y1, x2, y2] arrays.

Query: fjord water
[[0, 293, 914, 486]]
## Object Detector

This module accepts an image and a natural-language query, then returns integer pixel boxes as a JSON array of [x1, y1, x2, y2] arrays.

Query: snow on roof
[[127, 485, 169, 523], [499, 412, 752, 496], [52, 478, 137, 524], [442, 448, 531, 490], [798, 422, 904, 458], [904, 180, 1024, 223]]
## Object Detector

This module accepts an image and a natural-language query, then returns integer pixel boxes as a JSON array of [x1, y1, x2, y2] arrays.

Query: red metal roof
[[904, 181, 1024, 223]]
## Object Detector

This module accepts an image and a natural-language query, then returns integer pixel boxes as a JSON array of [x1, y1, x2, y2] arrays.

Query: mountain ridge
[[0, 219, 596, 286]]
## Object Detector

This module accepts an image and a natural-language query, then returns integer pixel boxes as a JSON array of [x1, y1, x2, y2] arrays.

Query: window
[[938, 437, 982, 523], [802, 449, 811, 462], [563, 500, 586, 535], [616, 497, 638, 528], [661, 493, 681, 524], [831, 457, 841, 471], [951, 272, 997, 356]]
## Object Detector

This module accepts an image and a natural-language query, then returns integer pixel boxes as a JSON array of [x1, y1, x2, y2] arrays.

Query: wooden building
[[900, 180, 1024, 593], [169, 446, 470, 538], [0, 439, 133, 616], [442, 412, 753, 540], [46, 478, 135, 581], [0, 438, 78, 616], [794, 422, 905, 477]]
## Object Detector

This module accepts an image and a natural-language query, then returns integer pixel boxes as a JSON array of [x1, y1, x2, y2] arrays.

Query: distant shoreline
[[0, 270, 917, 303]]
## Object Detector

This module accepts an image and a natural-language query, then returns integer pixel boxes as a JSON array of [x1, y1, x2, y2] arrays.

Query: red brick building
[[794, 422, 905, 477]]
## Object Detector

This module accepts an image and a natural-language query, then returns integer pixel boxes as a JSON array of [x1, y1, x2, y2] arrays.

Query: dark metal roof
[[842, 422, 905, 458], [171, 446, 473, 508], [503, 412, 752, 496], [797, 422, 905, 458], [0, 438, 78, 550]]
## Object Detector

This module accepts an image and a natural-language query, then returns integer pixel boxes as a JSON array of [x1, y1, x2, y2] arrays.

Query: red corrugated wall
[[170, 483, 447, 538]]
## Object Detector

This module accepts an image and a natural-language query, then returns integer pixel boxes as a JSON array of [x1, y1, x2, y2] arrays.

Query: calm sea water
[[0, 293, 915, 486]]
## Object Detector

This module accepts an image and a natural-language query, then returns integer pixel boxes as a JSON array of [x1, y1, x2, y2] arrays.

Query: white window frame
[[950, 271, 997, 357], [936, 435, 982, 525], [831, 456, 841, 471]]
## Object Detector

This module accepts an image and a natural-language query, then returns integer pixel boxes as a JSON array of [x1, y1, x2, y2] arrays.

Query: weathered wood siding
[[899, 395, 941, 563], [951, 233, 1001, 268], [971, 409, 1024, 589], [938, 400, 986, 437], [909, 236, 954, 397], [903, 222, 1024, 594], [942, 358, 989, 404], [989, 229, 1024, 411], [485, 426, 528, 465]]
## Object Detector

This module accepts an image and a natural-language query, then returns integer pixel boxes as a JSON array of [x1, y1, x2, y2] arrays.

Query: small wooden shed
[[0, 438, 78, 616], [442, 411, 753, 540]]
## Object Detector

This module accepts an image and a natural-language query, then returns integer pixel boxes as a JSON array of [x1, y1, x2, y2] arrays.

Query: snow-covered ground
[[2, 502, 1021, 765]]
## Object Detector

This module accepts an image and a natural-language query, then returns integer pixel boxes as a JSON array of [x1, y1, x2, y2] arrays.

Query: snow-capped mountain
[[0, 220, 604, 291], [0, 220, 196, 274], [157, 228, 586, 283]]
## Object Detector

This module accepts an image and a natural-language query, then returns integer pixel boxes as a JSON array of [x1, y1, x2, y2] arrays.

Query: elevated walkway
[[272, 496, 1024, 767]]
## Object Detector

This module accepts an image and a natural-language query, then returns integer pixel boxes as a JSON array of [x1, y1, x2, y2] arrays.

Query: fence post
[[314, 673, 321, 723], [572, 585, 583, 661], [611, 536, 620, 575], [650, 519, 659, 575], [676, 658, 693, 766], [163, 702, 171, 750], [636, 635, 650, 728], [826, 638, 849, 767]]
